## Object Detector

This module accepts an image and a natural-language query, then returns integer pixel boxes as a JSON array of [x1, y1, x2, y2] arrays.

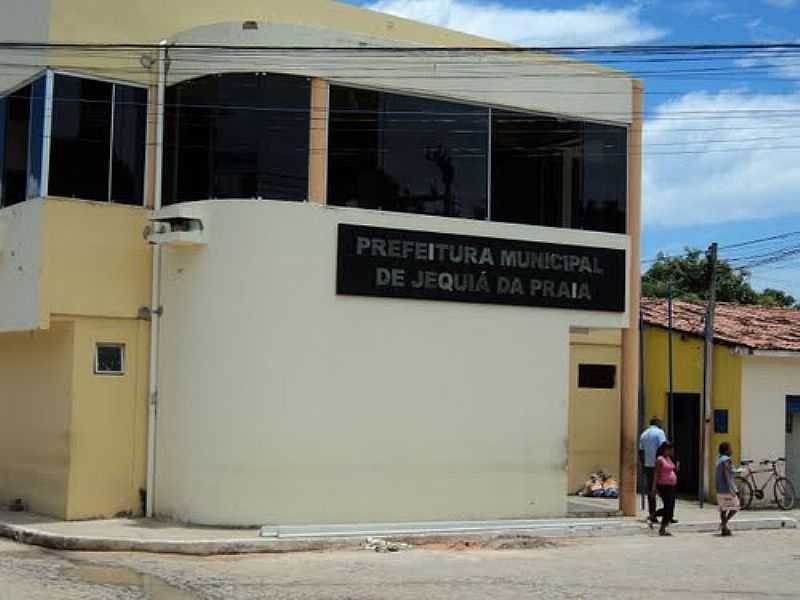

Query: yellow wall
[[0, 323, 74, 518], [1, 200, 152, 519], [66, 317, 149, 519], [41, 199, 152, 325], [643, 326, 742, 499], [568, 332, 622, 491]]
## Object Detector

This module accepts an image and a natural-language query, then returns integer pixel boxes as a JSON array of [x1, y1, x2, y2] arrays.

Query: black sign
[[336, 224, 626, 312]]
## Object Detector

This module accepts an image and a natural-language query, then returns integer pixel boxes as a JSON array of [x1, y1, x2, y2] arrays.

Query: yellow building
[[642, 298, 800, 502], [1, 0, 641, 524], [568, 329, 622, 494], [0, 200, 151, 519]]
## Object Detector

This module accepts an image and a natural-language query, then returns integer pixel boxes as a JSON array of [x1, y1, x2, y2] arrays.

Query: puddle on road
[[63, 565, 198, 599]]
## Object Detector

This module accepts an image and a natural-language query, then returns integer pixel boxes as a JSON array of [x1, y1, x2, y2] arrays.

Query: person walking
[[639, 417, 666, 525], [716, 442, 739, 537], [652, 442, 678, 537]]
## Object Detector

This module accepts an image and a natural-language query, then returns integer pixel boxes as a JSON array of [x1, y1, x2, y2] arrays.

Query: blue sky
[[347, 0, 800, 296]]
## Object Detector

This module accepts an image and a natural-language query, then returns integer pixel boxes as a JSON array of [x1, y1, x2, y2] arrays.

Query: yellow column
[[308, 78, 329, 205], [620, 80, 644, 517]]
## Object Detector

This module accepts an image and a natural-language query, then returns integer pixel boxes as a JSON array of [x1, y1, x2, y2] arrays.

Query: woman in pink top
[[651, 441, 678, 537]]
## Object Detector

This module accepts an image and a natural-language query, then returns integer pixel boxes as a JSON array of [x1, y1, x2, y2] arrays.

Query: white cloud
[[679, 0, 723, 16], [644, 90, 800, 227], [366, 0, 666, 46], [763, 0, 797, 8], [736, 46, 800, 82]]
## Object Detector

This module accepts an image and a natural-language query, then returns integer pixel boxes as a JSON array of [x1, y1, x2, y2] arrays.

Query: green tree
[[642, 248, 796, 307], [757, 288, 797, 308]]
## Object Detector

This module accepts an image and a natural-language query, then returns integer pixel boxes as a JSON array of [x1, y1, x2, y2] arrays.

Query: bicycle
[[734, 458, 797, 510]]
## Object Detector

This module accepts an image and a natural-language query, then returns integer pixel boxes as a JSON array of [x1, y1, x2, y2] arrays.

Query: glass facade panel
[[49, 75, 113, 202], [26, 77, 46, 200], [491, 112, 627, 234], [111, 86, 147, 205], [0, 97, 6, 204], [328, 86, 489, 220], [163, 73, 311, 204], [2, 84, 32, 207], [491, 111, 581, 229], [577, 124, 627, 234]]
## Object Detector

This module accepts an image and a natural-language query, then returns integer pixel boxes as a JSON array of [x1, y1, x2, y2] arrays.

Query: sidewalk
[[1, 500, 796, 556]]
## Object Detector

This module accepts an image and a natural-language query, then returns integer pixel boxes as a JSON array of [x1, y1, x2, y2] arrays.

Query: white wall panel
[[153, 200, 628, 525]]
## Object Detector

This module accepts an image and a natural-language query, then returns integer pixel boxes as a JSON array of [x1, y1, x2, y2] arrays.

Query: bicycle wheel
[[735, 477, 754, 510], [774, 477, 797, 510]]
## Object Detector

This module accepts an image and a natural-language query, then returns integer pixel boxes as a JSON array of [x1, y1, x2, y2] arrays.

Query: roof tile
[[641, 297, 800, 352]]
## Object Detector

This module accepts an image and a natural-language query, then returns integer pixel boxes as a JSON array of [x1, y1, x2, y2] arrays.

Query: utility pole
[[700, 242, 718, 508], [667, 281, 674, 442]]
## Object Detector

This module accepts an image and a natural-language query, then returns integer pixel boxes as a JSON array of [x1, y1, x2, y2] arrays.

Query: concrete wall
[[167, 24, 632, 124], [0, 0, 50, 93], [0, 199, 152, 332], [41, 199, 152, 324], [0, 202, 45, 332], [39, 1, 631, 124], [741, 355, 800, 463], [568, 330, 621, 492], [153, 200, 628, 526], [0, 322, 73, 518]]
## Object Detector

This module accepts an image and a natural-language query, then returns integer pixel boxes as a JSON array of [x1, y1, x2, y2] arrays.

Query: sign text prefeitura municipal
[[337, 225, 626, 312]]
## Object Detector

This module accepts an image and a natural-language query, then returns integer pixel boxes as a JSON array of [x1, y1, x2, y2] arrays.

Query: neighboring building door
[[672, 393, 701, 496], [785, 396, 800, 492]]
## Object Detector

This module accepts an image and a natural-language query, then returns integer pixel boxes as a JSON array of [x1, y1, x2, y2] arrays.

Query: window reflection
[[491, 111, 627, 234], [1, 82, 34, 207], [491, 111, 581, 229], [577, 125, 627, 234], [26, 77, 46, 200], [49, 76, 113, 202], [0, 97, 5, 203], [328, 86, 488, 220], [112, 86, 148, 205], [163, 73, 311, 204], [327, 85, 626, 234], [48, 74, 146, 205]]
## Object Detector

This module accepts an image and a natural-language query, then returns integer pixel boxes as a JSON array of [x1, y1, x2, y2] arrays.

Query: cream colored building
[[0, 0, 641, 524]]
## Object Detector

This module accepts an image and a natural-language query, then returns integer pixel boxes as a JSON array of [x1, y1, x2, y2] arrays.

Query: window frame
[[48, 70, 149, 206], [162, 72, 312, 205], [0, 70, 48, 208], [94, 342, 126, 376]]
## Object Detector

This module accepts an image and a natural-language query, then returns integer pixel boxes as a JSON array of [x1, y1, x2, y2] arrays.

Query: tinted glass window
[[26, 77, 46, 200], [328, 87, 488, 220], [49, 76, 113, 201], [577, 124, 627, 234], [578, 364, 616, 389], [95, 343, 125, 375], [491, 112, 581, 229], [163, 73, 310, 204], [111, 86, 147, 205], [0, 97, 6, 205], [491, 112, 627, 234], [3, 84, 32, 207]]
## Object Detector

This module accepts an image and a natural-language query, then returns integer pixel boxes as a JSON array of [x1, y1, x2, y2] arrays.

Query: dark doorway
[[671, 393, 701, 496]]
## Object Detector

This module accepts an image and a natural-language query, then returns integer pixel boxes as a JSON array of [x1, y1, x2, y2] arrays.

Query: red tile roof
[[641, 297, 800, 353]]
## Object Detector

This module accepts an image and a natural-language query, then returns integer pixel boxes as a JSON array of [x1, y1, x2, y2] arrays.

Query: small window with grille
[[95, 343, 125, 376], [578, 364, 616, 389]]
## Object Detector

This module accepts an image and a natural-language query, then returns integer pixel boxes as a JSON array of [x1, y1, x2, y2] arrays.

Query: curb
[[0, 517, 795, 556]]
